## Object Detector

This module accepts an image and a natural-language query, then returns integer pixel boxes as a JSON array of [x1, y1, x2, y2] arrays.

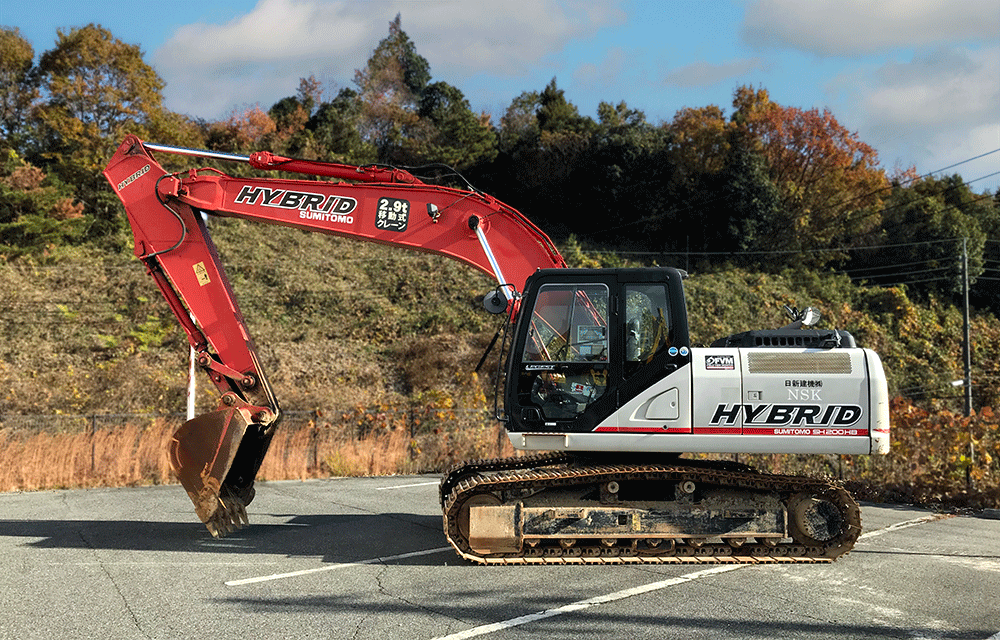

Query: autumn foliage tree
[[34, 25, 165, 167], [0, 27, 39, 154], [31, 24, 168, 241], [354, 14, 430, 163], [731, 86, 889, 260]]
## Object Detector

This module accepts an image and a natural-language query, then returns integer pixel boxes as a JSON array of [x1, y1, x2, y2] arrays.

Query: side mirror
[[782, 305, 821, 329], [483, 290, 508, 314]]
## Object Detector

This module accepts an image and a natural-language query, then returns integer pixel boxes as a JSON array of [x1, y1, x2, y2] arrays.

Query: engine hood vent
[[746, 351, 853, 374]]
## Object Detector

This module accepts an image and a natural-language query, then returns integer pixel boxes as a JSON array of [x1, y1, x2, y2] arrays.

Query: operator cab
[[505, 267, 690, 433]]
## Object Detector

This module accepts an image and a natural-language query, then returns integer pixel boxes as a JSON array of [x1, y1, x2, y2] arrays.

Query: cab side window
[[625, 284, 670, 376]]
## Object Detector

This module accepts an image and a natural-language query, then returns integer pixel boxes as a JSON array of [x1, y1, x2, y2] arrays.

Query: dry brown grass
[[0, 419, 176, 491], [3, 400, 996, 513], [0, 409, 513, 492]]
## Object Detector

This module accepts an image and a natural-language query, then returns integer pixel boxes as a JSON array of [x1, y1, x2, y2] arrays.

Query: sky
[[4, 0, 999, 192]]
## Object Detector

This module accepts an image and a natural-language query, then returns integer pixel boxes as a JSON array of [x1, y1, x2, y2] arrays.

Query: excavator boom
[[103, 135, 564, 535]]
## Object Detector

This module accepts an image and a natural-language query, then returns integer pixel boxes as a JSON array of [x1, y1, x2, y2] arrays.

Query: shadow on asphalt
[[208, 597, 998, 640], [0, 512, 450, 565]]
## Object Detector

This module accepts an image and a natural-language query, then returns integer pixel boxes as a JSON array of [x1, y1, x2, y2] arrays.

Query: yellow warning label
[[193, 262, 211, 286]]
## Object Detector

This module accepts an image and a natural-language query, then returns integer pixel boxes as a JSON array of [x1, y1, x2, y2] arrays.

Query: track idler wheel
[[455, 493, 510, 554], [787, 488, 861, 558]]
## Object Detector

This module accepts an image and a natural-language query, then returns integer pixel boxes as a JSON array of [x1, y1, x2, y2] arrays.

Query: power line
[[596, 151, 1000, 236], [921, 148, 1000, 176], [845, 261, 954, 276]]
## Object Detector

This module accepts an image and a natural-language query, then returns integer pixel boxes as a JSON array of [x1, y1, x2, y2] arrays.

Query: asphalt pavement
[[1, 476, 998, 640]]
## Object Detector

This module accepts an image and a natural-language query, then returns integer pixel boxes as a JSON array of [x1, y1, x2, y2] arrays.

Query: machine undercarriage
[[442, 453, 861, 564]]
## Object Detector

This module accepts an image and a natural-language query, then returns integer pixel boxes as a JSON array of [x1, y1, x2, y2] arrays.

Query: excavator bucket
[[169, 407, 252, 537]]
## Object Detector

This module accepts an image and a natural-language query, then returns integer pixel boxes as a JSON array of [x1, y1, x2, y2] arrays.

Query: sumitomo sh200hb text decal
[[234, 185, 357, 224], [711, 403, 866, 436]]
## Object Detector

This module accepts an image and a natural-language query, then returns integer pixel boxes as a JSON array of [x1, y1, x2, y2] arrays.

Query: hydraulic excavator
[[104, 136, 890, 564]]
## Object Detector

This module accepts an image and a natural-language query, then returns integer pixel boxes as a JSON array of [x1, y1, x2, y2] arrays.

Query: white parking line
[[857, 514, 945, 541], [225, 546, 452, 586], [375, 481, 440, 490], [429, 515, 953, 639], [428, 565, 743, 640]]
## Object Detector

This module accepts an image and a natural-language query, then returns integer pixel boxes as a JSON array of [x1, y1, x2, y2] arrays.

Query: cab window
[[625, 284, 670, 375], [520, 284, 609, 420], [522, 284, 609, 363]]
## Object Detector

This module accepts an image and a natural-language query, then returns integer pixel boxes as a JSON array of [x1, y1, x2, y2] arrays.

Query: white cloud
[[661, 58, 768, 88], [837, 45, 1000, 187], [865, 47, 999, 130], [154, 0, 625, 118], [572, 47, 627, 90], [877, 122, 1000, 192], [742, 0, 1000, 56]]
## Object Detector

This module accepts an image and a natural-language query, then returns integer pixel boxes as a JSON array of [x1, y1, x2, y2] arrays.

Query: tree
[[656, 104, 736, 255], [534, 78, 594, 181], [596, 101, 646, 130], [354, 14, 431, 162], [731, 86, 888, 260], [851, 175, 989, 301], [414, 81, 497, 170], [497, 90, 540, 156], [206, 105, 276, 156], [33, 24, 167, 241], [307, 88, 373, 164], [35, 24, 165, 152], [265, 76, 325, 157], [714, 133, 781, 255], [0, 149, 86, 256], [269, 96, 309, 133], [567, 101, 671, 248], [663, 105, 732, 185], [537, 78, 592, 135], [0, 27, 39, 153]]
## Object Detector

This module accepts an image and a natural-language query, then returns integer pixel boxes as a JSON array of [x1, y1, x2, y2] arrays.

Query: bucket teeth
[[205, 491, 250, 537]]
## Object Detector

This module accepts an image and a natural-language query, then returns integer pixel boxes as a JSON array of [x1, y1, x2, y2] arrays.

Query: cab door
[[601, 273, 693, 433], [515, 280, 613, 427], [507, 268, 691, 435]]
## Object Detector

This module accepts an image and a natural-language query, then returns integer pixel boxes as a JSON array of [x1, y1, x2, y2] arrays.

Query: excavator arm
[[103, 135, 565, 535]]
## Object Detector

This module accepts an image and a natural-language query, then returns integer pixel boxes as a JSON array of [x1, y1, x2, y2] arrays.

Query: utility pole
[[961, 238, 974, 489], [962, 237, 972, 417]]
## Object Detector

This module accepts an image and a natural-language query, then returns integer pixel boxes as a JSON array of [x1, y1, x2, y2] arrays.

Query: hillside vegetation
[[1, 20, 998, 507], [5, 224, 1000, 418], [2, 228, 999, 508]]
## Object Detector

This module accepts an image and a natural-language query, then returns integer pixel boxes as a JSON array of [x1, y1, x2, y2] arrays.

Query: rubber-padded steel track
[[441, 455, 861, 565]]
